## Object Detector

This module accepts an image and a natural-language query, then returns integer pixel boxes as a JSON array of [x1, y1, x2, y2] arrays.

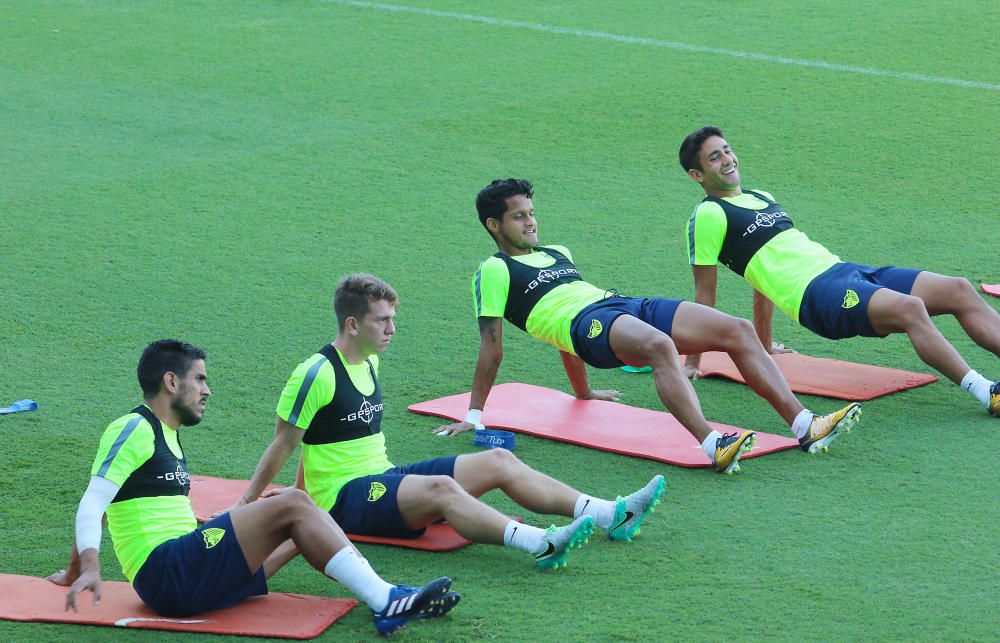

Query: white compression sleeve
[[75, 476, 119, 553]]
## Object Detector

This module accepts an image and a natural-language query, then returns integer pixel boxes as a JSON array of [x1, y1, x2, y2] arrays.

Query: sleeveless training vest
[[496, 247, 582, 331], [706, 189, 794, 277], [301, 344, 384, 445], [112, 405, 190, 503]]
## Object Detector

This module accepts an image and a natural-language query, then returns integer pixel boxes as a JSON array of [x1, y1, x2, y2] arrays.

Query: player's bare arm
[[685, 265, 719, 376], [752, 289, 793, 354], [560, 350, 620, 401], [236, 418, 304, 506], [434, 316, 504, 436]]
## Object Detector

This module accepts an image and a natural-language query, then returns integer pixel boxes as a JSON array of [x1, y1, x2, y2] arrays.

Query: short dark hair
[[334, 273, 399, 332], [475, 178, 534, 234], [679, 126, 724, 172], [137, 339, 207, 399]]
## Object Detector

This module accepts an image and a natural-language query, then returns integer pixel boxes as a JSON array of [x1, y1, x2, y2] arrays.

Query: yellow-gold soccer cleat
[[800, 403, 862, 453], [713, 431, 757, 474], [989, 382, 1000, 417]]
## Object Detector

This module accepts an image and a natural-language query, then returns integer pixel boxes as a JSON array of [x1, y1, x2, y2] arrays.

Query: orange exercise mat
[[694, 351, 938, 401], [409, 383, 799, 468], [0, 573, 355, 639], [982, 283, 1000, 298], [189, 475, 481, 551]]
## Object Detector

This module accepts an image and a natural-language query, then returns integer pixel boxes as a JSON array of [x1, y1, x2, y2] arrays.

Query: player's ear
[[344, 315, 359, 335], [162, 371, 179, 394], [486, 217, 500, 233], [687, 168, 704, 183]]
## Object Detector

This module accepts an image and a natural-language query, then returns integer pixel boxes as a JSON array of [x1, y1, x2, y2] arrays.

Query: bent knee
[[423, 475, 464, 497], [890, 294, 932, 326]]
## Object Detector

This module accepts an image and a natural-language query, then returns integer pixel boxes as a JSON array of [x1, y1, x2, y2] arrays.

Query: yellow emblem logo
[[202, 527, 225, 549], [587, 319, 603, 339], [842, 289, 860, 309], [368, 482, 387, 502]]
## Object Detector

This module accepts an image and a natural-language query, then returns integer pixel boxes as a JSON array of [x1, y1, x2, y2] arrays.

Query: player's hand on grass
[[583, 389, 621, 402], [433, 421, 477, 436], [770, 342, 795, 354], [65, 569, 101, 612]]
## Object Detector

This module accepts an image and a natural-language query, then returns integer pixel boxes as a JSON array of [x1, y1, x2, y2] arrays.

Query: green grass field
[[2, 1, 998, 639]]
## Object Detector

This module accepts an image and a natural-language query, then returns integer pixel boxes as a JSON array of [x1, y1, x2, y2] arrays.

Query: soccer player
[[433, 179, 861, 473], [679, 126, 1000, 417], [49, 339, 458, 636], [231, 273, 664, 569]]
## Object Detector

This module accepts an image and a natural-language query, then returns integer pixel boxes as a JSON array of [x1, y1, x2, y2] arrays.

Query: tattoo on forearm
[[479, 317, 498, 341]]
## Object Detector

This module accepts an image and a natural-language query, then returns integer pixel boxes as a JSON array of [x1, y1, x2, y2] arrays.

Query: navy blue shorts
[[329, 456, 458, 538], [132, 513, 267, 617], [798, 262, 923, 339], [570, 296, 683, 368]]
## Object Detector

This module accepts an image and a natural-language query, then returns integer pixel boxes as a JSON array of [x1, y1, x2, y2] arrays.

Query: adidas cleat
[[372, 577, 458, 636], [989, 382, 999, 417], [713, 431, 757, 474], [608, 475, 666, 542], [535, 515, 594, 570], [800, 403, 862, 453]]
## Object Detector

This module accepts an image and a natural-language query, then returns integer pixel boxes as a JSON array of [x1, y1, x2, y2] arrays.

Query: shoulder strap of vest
[[131, 404, 160, 435], [317, 343, 338, 363], [743, 189, 773, 204]]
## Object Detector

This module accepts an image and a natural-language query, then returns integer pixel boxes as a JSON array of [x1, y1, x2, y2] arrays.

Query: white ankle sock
[[791, 409, 814, 439], [323, 548, 393, 611], [960, 370, 992, 406], [573, 494, 616, 529], [503, 520, 547, 555], [701, 430, 723, 459]]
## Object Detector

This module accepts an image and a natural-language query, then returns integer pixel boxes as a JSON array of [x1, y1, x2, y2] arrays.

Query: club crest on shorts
[[842, 289, 860, 309], [368, 481, 387, 502], [587, 319, 603, 339], [202, 527, 225, 549]]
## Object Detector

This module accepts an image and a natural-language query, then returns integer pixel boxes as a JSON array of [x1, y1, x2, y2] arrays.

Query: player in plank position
[[679, 125, 1000, 417], [50, 339, 458, 636], [434, 178, 861, 473]]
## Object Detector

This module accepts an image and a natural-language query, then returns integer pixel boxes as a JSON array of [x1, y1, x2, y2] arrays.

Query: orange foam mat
[[189, 475, 478, 551], [982, 283, 1000, 298], [696, 351, 938, 401], [0, 574, 355, 639], [408, 383, 799, 468]]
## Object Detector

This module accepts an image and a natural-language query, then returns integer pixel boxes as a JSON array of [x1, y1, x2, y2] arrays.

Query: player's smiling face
[[690, 135, 741, 196], [489, 194, 538, 255]]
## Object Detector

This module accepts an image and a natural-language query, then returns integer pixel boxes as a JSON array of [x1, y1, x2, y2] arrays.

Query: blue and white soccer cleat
[[800, 403, 862, 453], [535, 515, 594, 570], [371, 576, 459, 636], [608, 474, 666, 542]]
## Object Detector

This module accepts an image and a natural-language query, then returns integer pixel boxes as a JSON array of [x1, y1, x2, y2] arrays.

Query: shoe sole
[[537, 518, 594, 570], [718, 432, 757, 475], [608, 476, 666, 542], [806, 404, 862, 454]]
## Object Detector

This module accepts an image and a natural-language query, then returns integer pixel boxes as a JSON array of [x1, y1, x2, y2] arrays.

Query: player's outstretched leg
[[608, 475, 666, 542], [372, 577, 460, 636], [534, 516, 595, 570], [798, 403, 862, 453]]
